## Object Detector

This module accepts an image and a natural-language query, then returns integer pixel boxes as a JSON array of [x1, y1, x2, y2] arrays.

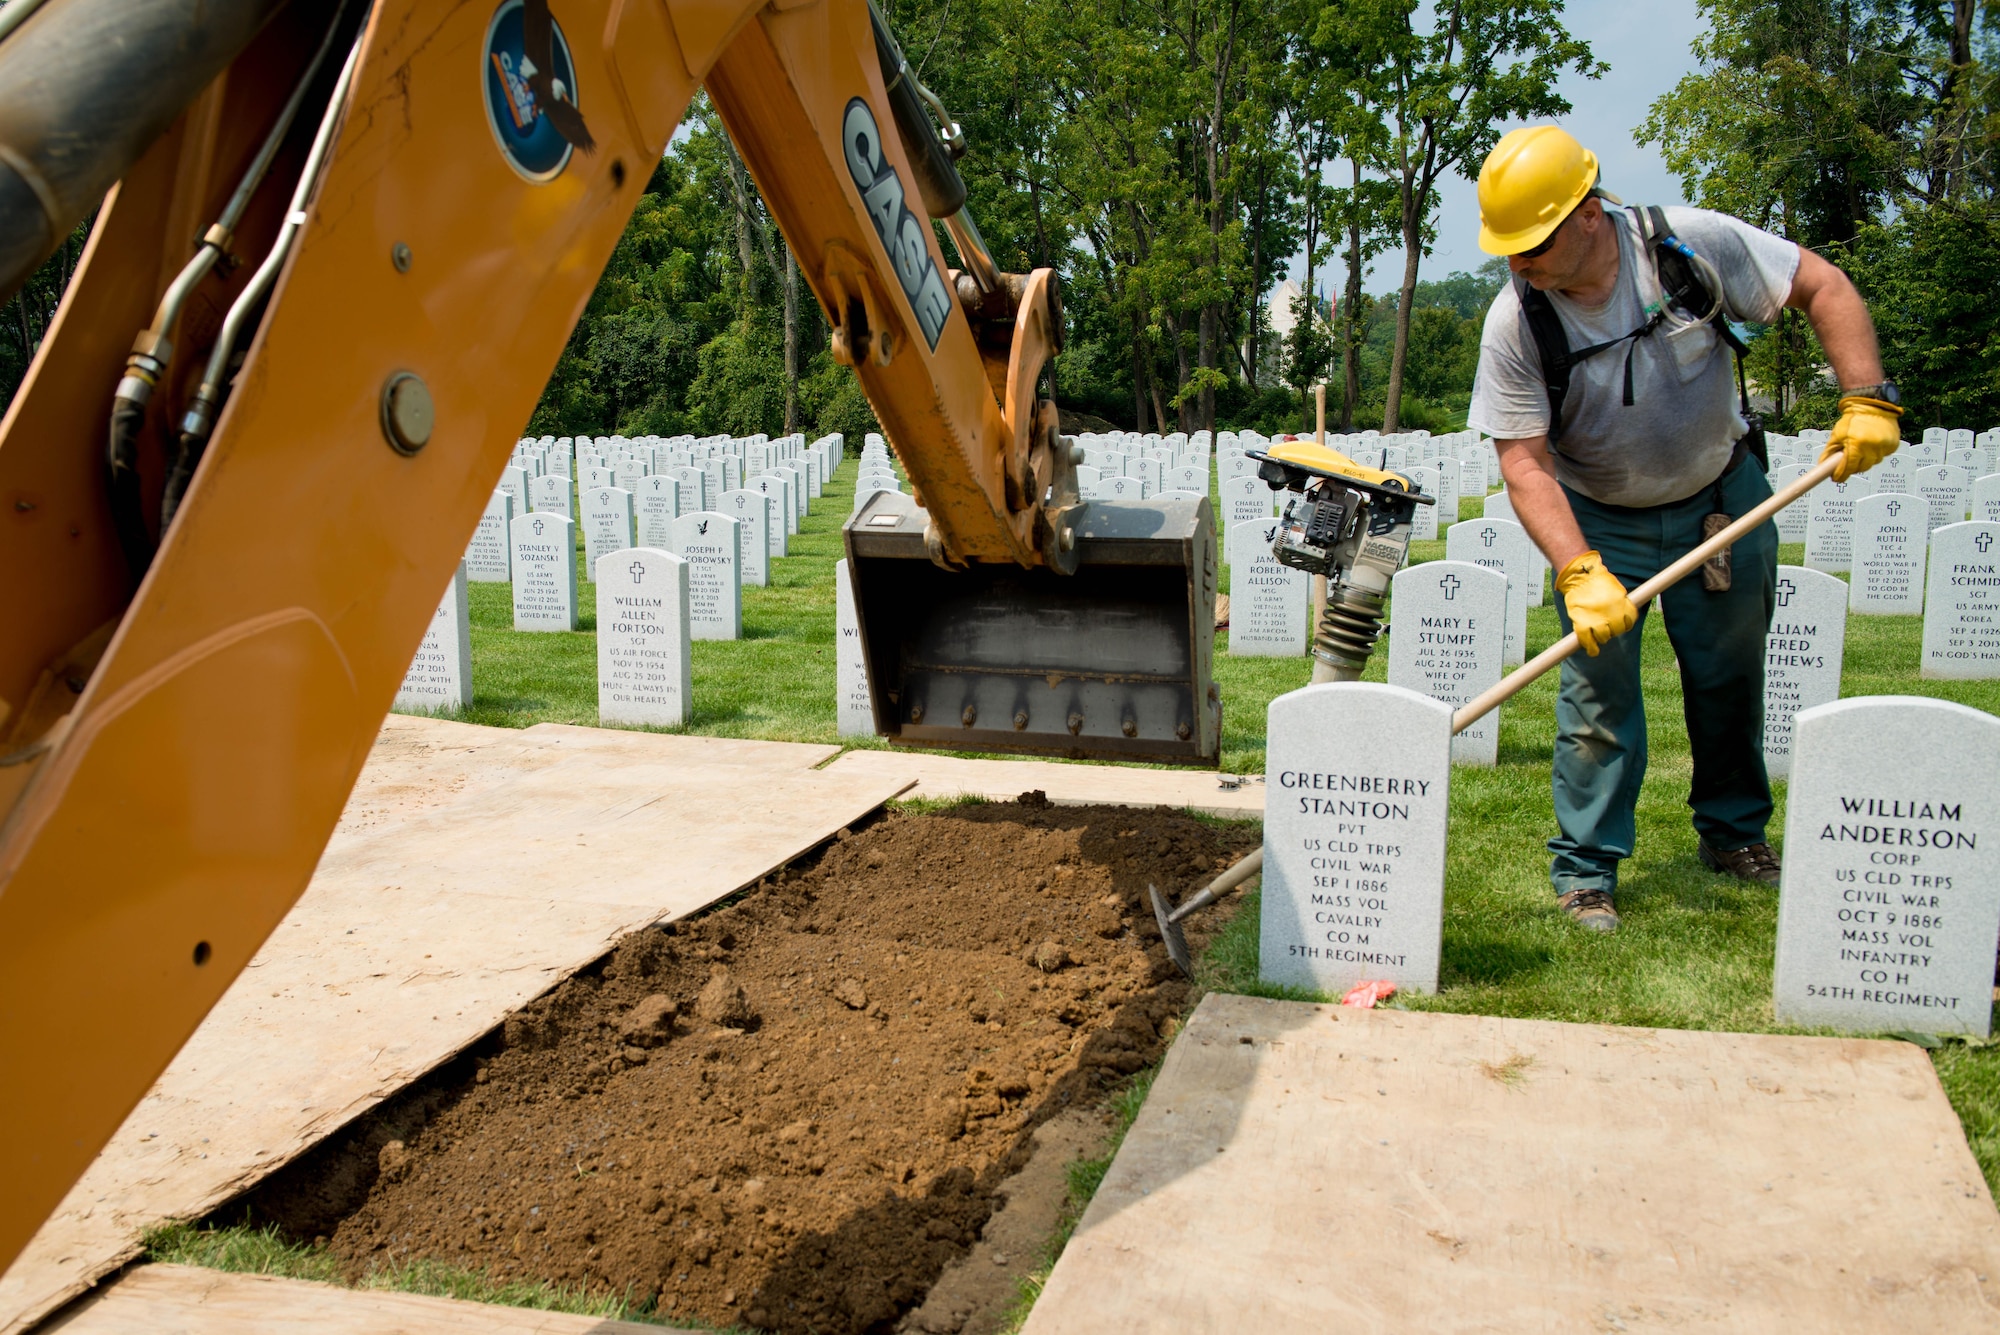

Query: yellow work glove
[[1556, 550, 1638, 657], [1818, 395, 1903, 482]]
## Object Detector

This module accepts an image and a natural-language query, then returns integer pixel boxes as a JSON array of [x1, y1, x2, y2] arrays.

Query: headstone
[[1805, 473, 1876, 574], [779, 462, 810, 520], [670, 465, 705, 514], [1767, 462, 1812, 543], [1914, 464, 1970, 531], [1405, 467, 1440, 541], [395, 563, 472, 712], [1848, 493, 1927, 615], [1458, 448, 1489, 493], [1772, 695, 2000, 1037], [1948, 428, 1974, 450], [835, 558, 874, 738], [580, 486, 635, 582], [509, 512, 577, 631], [615, 462, 650, 493], [1220, 473, 1273, 532], [1444, 518, 1531, 665], [1226, 518, 1309, 656], [1480, 491, 1545, 605], [1976, 473, 2000, 523], [1261, 682, 1452, 996], [1905, 439, 1943, 468], [1103, 475, 1149, 502], [498, 464, 529, 520], [583, 465, 614, 491], [529, 471, 573, 520], [752, 474, 795, 548], [1388, 561, 1506, 766], [465, 488, 512, 582], [1128, 457, 1162, 493], [1921, 522, 2000, 679], [717, 488, 772, 587], [671, 511, 742, 640], [1763, 567, 1847, 779], [596, 547, 692, 728], [1867, 450, 1913, 497], [1433, 457, 1461, 533], [1167, 464, 1205, 494], [634, 474, 679, 549]]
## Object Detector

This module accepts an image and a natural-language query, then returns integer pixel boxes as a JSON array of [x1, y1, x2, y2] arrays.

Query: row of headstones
[[1257, 682, 2000, 1037], [853, 433, 910, 514], [1794, 467, 2000, 568], [396, 434, 844, 713]]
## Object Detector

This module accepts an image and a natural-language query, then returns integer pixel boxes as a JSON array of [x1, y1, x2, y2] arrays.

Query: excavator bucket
[[844, 491, 1221, 765]]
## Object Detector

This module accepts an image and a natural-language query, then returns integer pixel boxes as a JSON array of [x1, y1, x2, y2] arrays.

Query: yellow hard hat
[[1477, 126, 1599, 256]]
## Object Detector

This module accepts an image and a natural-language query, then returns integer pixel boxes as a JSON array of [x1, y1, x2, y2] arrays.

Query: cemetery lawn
[[434, 468, 2000, 1194]]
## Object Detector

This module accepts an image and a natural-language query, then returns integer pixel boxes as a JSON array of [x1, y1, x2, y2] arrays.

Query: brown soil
[[240, 796, 1256, 1334]]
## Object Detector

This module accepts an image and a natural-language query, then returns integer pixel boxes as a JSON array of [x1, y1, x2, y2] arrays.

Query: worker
[[1465, 125, 1899, 933]]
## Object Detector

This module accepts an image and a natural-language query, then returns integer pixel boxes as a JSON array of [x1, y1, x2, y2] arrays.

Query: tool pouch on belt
[[1701, 512, 1732, 591]]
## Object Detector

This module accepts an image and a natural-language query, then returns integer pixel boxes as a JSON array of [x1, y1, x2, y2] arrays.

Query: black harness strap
[[1519, 204, 1758, 463]]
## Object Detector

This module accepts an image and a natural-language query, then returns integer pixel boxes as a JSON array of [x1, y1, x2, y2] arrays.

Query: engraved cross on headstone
[[532, 518, 546, 536], [1776, 577, 1795, 608], [1440, 573, 1460, 601], [1481, 528, 1498, 547], [1978, 531, 1995, 554], [628, 560, 647, 585], [1885, 499, 1901, 517]]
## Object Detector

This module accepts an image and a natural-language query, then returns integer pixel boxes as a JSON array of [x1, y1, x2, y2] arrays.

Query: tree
[[1322, 0, 1599, 431]]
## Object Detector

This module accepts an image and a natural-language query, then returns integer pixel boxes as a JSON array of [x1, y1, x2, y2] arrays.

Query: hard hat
[[1477, 126, 1599, 256]]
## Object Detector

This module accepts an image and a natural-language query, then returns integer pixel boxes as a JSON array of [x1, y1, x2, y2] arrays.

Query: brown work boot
[[1557, 887, 1619, 933], [1699, 840, 1782, 885]]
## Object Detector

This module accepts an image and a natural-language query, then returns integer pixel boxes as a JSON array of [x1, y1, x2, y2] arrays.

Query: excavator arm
[[0, 0, 1215, 1270]]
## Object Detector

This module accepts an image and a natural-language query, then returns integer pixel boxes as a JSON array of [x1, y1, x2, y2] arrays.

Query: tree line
[[1, 1, 1994, 440]]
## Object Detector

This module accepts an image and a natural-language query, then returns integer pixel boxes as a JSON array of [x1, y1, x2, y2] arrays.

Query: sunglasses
[[1513, 207, 1575, 260]]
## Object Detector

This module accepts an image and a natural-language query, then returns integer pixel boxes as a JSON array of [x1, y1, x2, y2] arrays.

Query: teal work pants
[[1547, 455, 1778, 896]]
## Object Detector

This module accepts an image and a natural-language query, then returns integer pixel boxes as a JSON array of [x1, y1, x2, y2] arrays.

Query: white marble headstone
[[634, 474, 678, 550], [670, 466, 706, 515], [1763, 566, 1847, 779], [671, 511, 742, 640], [596, 547, 691, 728], [1405, 467, 1440, 541], [1479, 491, 1545, 606], [499, 464, 529, 520], [1914, 464, 1970, 531], [1444, 518, 1531, 665], [1103, 475, 1149, 503], [1921, 522, 2000, 679], [1388, 561, 1506, 766], [580, 486, 635, 583], [465, 488, 512, 582], [1805, 473, 1876, 573], [1976, 473, 2000, 524], [835, 558, 874, 738], [1767, 462, 1812, 543], [1261, 682, 1452, 996], [530, 471, 573, 521], [1848, 493, 1927, 614], [509, 512, 577, 631], [1219, 473, 1273, 531], [395, 563, 471, 712], [1867, 450, 1912, 497], [717, 489, 771, 588], [1226, 518, 1309, 656], [1774, 695, 2000, 1037], [1167, 464, 1206, 494]]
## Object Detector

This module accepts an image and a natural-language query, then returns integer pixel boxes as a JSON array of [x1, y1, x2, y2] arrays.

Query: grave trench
[[223, 796, 1259, 1335]]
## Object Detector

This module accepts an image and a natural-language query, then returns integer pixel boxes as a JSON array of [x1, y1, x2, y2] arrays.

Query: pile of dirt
[[238, 796, 1258, 1334]]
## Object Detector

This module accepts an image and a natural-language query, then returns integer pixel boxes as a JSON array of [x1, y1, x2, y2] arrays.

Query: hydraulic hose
[[174, 33, 362, 489], [144, 0, 351, 537], [0, 0, 288, 302]]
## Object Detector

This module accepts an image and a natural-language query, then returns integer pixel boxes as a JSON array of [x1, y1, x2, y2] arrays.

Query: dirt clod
[[253, 801, 1252, 1335]]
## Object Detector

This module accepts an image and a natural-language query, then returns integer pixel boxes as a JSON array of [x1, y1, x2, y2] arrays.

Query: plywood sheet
[[43, 1263, 690, 1334], [822, 748, 1265, 819], [1025, 993, 2000, 1333], [0, 719, 910, 1334]]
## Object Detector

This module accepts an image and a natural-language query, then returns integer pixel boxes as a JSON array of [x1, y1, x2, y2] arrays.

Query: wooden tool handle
[[1167, 845, 1265, 924], [1449, 454, 1840, 737]]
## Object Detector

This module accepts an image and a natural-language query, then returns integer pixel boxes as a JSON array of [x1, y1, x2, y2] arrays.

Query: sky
[[1294, 0, 1708, 297]]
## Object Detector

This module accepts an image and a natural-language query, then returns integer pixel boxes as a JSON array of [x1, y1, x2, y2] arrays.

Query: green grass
[[141, 1220, 693, 1325], [346, 459, 2000, 1316]]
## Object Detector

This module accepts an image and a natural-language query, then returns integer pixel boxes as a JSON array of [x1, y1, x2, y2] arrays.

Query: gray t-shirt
[[1466, 205, 1799, 508]]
